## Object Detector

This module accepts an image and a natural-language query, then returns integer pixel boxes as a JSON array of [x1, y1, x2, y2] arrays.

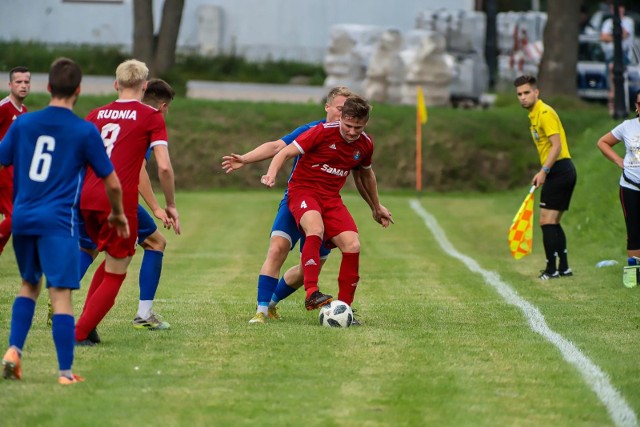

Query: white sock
[[257, 305, 268, 316], [137, 300, 153, 319]]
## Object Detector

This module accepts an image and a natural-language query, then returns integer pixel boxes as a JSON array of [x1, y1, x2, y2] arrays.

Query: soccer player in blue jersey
[[72, 79, 179, 339], [0, 57, 128, 384], [222, 87, 391, 323]]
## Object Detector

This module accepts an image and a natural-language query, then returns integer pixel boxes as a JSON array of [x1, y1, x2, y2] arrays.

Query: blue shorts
[[13, 234, 81, 289], [271, 196, 330, 258], [137, 204, 157, 244], [78, 204, 158, 250]]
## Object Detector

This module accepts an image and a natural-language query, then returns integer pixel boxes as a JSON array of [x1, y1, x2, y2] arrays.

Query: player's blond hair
[[115, 59, 149, 89], [326, 86, 353, 105]]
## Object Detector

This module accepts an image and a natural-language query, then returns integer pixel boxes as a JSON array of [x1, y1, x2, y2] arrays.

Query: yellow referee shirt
[[527, 99, 571, 165]]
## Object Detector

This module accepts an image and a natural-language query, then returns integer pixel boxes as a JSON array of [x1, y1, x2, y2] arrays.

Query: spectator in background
[[600, 0, 635, 63], [600, 0, 635, 114]]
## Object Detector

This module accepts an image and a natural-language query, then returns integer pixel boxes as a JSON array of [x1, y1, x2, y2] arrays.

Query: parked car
[[576, 34, 640, 110]]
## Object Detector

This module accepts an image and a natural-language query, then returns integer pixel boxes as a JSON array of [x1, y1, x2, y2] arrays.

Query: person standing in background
[[0, 66, 30, 256], [596, 90, 640, 268], [514, 75, 577, 280]]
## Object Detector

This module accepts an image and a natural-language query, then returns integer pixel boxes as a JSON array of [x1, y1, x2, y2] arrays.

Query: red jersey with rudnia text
[[81, 99, 167, 215], [289, 121, 373, 199]]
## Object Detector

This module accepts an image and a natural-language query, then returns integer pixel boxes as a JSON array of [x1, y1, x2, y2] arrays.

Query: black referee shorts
[[540, 159, 576, 211]]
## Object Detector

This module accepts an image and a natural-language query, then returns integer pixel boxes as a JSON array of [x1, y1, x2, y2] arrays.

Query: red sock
[[80, 260, 106, 316], [75, 271, 126, 341], [301, 235, 322, 298], [337, 252, 360, 306]]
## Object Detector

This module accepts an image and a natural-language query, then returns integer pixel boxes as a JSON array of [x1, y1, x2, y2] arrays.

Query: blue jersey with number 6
[[0, 106, 113, 236]]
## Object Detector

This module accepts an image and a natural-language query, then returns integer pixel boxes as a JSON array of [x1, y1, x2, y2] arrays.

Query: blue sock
[[271, 277, 298, 303], [79, 250, 95, 280], [52, 314, 74, 371], [139, 250, 163, 301], [257, 275, 278, 307], [9, 296, 36, 350]]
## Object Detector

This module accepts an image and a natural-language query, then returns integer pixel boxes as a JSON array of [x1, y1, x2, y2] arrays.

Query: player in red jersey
[[75, 59, 179, 345], [0, 66, 30, 255], [261, 95, 392, 313]]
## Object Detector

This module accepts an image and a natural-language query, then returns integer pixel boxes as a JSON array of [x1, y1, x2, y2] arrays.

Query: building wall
[[0, 0, 474, 63]]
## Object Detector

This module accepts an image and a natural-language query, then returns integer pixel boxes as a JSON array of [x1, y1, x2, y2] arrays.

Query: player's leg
[[47, 218, 98, 327], [41, 236, 84, 384], [0, 186, 13, 255], [135, 205, 169, 330], [75, 212, 137, 344], [269, 238, 330, 308], [297, 210, 333, 310], [539, 160, 576, 279], [330, 230, 361, 306], [2, 236, 42, 380], [324, 201, 361, 323], [249, 198, 296, 323]]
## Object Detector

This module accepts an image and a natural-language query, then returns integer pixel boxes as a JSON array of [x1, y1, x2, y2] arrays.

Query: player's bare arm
[[139, 159, 172, 229], [358, 167, 393, 227], [222, 139, 286, 173], [153, 144, 181, 235], [261, 143, 300, 187], [533, 133, 561, 188], [102, 171, 129, 238]]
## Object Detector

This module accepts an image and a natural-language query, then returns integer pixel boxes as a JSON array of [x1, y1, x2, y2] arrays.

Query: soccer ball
[[318, 300, 353, 328]]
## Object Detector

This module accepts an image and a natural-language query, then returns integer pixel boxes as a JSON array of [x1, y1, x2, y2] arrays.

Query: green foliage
[[15, 91, 616, 193], [0, 41, 326, 94]]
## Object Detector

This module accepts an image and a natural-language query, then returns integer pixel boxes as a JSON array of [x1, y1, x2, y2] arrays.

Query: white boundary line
[[409, 199, 638, 427]]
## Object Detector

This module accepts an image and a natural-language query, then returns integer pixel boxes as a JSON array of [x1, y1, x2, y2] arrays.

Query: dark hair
[[48, 57, 82, 98], [9, 66, 29, 82], [341, 95, 371, 121], [142, 78, 175, 108], [514, 75, 537, 88]]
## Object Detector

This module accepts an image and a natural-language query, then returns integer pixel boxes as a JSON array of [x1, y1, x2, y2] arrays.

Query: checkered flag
[[508, 186, 536, 260]]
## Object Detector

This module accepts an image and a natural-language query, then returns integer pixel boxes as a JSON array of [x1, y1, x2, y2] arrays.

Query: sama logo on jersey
[[531, 128, 540, 142], [353, 150, 361, 160]]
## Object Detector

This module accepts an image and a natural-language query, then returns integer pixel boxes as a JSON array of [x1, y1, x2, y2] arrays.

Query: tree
[[132, 0, 184, 77], [537, 0, 581, 96]]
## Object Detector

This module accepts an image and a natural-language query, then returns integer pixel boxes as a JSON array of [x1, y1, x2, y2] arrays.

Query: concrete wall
[[0, 0, 474, 63]]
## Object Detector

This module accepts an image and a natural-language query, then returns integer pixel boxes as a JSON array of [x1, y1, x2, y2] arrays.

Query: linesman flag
[[508, 186, 536, 259]]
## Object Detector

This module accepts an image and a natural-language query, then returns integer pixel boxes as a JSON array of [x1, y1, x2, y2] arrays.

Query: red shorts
[[81, 209, 138, 258], [288, 191, 357, 245]]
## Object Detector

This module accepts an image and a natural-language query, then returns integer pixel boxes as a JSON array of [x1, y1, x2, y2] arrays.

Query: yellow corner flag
[[508, 186, 536, 259], [417, 85, 428, 124]]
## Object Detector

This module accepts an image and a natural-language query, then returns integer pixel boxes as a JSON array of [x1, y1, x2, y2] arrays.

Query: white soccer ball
[[318, 300, 353, 328]]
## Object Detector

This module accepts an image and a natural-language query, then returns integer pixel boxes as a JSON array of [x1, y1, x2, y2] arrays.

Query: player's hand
[[165, 206, 181, 235], [107, 212, 130, 238], [374, 204, 394, 228], [260, 174, 275, 187], [221, 154, 245, 174], [152, 207, 172, 228]]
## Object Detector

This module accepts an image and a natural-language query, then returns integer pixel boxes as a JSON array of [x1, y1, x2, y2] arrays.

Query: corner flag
[[508, 186, 536, 259], [417, 85, 428, 124]]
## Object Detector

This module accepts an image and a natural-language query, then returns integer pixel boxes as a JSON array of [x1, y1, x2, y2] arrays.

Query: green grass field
[[0, 186, 638, 426], [0, 90, 639, 425]]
